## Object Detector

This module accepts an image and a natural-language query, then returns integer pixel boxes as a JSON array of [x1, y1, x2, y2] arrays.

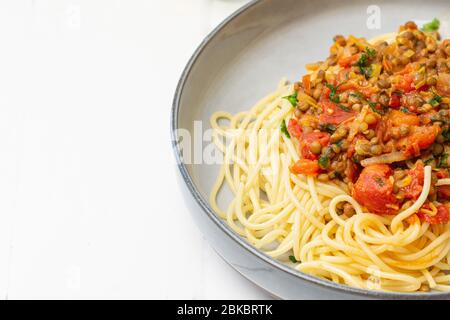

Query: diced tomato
[[417, 84, 430, 92], [395, 64, 414, 75], [352, 164, 399, 214], [389, 109, 420, 127], [400, 162, 424, 200], [288, 119, 302, 139], [300, 132, 330, 160], [394, 74, 414, 93], [338, 54, 360, 68], [319, 100, 355, 125], [290, 159, 320, 176], [389, 93, 402, 108], [398, 125, 439, 157], [303, 132, 331, 146], [437, 169, 449, 179], [437, 73, 450, 97], [303, 75, 311, 95], [417, 204, 450, 225], [322, 85, 332, 98], [438, 185, 450, 200]]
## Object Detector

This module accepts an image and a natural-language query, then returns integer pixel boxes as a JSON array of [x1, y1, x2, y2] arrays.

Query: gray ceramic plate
[[171, 0, 450, 299]]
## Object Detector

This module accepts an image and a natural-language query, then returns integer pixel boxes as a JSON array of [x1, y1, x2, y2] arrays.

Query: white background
[[0, 0, 272, 299]]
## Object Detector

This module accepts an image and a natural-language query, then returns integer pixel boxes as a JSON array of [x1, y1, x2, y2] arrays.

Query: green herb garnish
[[429, 94, 442, 107], [400, 107, 410, 114], [318, 154, 330, 169], [421, 18, 440, 32], [361, 66, 373, 78], [338, 104, 351, 112], [326, 83, 341, 103], [289, 255, 299, 263], [350, 92, 364, 99], [280, 120, 291, 139], [283, 92, 298, 107], [320, 123, 337, 134], [438, 153, 449, 168], [355, 47, 377, 79], [442, 128, 450, 142], [365, 47, 377, 58], [369, 102, 388, 115]]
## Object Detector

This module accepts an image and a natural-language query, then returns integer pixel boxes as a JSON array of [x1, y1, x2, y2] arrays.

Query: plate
[[171, 0, 450, 299]]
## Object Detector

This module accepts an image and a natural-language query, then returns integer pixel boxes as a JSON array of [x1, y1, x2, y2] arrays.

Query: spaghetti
[[209, 21, 450, 292]]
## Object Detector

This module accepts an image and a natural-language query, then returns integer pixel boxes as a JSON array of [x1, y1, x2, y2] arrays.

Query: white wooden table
[[0, 0, 274, 299]]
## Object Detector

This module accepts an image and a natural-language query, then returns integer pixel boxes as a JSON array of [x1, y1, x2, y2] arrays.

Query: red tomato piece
[[352, 164, 399, 214], [290, 159, 320, 176], [438, 185, 450, 200], [288, 119, 302, 139], [436, 169, 449, 179], [398, 125, 439, 157], [394, 74, 414, 93], [400, 162, 424, 200], [417, 204, 450, 225], [300, 132, 330, 160], [319, 100, 355, 125], [338, 54, 360, 68], [389, 93, 402, 108]]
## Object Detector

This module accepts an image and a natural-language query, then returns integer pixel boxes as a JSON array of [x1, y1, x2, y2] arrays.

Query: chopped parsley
[[338, 104, 351, 112], [400, 107, 410, 114], [320, 123, 337, 134], [289, 255, 299, 263], [355, 47, 377, 79], [365, 47, 377, 58], [442, 128, 450, 142], [429, 94, 442, 107], [283, 92, 298, 107], [280, 120, 291, 139], [350, 92, 364, 99], [318, 150, 331, 170], [369, 102, 388, 115], [421, 18, 440, 32], [438, 153, 449, 168], [325, 83, 341, 103]]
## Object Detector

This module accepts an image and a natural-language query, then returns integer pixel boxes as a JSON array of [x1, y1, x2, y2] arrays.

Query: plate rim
[[170, 0, 450, 299]]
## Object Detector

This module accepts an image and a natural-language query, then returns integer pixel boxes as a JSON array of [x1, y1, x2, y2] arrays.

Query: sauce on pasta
[[210, 20, 450, 292]]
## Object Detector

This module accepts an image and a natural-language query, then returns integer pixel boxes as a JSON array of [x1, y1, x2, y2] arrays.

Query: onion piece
[[347, 105, 368, 142], [360, 151, 408, 167]]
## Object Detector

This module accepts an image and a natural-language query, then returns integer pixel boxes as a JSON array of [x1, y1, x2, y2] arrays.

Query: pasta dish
[[210, 20, 450, 292]]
